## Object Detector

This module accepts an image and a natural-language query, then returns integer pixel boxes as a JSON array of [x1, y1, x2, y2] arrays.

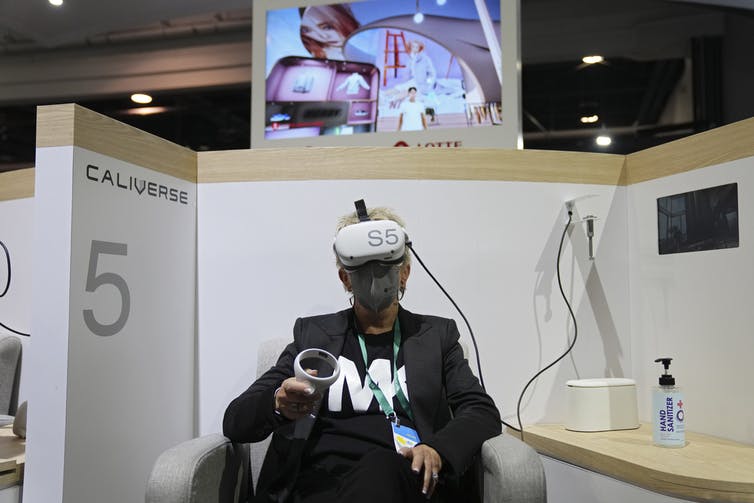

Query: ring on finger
[[431, 472, 439, 480]]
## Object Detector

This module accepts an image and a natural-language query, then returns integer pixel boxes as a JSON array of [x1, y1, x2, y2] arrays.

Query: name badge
[[391, 422, 420, 452]]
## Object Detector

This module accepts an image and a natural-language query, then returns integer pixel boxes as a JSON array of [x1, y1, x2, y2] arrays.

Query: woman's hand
[[400, 444, 443, 498], [274, 370, 320, 420]]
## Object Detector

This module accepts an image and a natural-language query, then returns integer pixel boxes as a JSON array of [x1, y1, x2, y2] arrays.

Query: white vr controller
[[293, 348, 341, 393], [292, 348, 340, 437]]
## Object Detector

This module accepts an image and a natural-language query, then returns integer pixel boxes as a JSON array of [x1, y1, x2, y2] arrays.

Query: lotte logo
[[393, 140, 463, 148]]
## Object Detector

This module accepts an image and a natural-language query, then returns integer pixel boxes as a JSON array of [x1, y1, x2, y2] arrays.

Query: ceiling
[[0, 0, 251, 49], [0, 0, 751, 171]]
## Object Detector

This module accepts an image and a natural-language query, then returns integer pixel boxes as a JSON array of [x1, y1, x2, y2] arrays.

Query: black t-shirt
[[302, 327, 415, 473]]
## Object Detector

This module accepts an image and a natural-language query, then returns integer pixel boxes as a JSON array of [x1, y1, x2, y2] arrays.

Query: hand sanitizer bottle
[[652, 358, 685, 447]]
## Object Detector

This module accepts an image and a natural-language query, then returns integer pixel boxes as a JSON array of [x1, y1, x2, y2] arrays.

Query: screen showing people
[[264, 0, 503, 139]]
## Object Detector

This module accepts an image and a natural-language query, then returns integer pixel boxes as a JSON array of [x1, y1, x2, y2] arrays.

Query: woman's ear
[[338, 268, 352, 291], [400, 264, 411, 288]]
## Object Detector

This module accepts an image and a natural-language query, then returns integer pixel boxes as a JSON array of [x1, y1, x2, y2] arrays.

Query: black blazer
[[223, 307, 501, 502]]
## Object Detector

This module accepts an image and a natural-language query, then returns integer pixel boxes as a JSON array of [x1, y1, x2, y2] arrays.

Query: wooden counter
[[523, 424, 754, 502], [0, 426, 24, 489]]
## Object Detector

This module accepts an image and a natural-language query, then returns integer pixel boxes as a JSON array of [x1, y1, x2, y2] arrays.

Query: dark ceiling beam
[[523, 120, 697, 140], [521, 0, 725, 63], [0, 30, 250, 106], [634, 59, 686, 125], [692, 35, 724, 130]]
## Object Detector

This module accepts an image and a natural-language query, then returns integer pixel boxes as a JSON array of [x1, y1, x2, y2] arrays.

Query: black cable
[[407, 243, 486, 390], [0, 240, 10, 298], [0, 239, 31, 337], [514, 211, 577, 441], [0, 321, 29, 337]]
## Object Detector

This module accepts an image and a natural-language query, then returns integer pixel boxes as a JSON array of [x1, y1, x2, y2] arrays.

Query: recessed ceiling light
[[437, 0, 447, 5], [49, 0, 63, 6], [596, 135, 612, 146], [413, 12, 424, 23], [580, 115, 599, 124], [123, 106, 169, 116], [130, 93, 152, 104], [582, 55, 604, 65]]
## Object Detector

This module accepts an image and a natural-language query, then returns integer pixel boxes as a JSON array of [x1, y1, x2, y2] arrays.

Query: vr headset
[[333, 200, 409, 271]]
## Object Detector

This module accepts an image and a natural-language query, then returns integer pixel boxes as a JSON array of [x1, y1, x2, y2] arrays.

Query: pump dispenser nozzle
[[654, 357, 675, 385], [652, 357, 684, 447]]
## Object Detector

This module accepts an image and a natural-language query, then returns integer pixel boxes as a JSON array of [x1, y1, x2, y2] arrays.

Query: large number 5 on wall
[[83, 240, 130, 337]]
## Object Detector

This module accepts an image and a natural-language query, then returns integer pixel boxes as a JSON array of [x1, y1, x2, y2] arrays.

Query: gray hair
[[334, 206, 411, 269]]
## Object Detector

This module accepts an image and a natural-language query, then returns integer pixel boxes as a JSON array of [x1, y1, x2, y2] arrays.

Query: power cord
[[0, 239, 31, 337], [514, 211, 578, 440], [0, 240, 9, 298], [407, 243, 485, 389], [406, 242, 521, 432]]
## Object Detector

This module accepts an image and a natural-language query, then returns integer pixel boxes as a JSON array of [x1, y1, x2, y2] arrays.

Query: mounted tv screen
[[657, 183, 739, 255], [252, 0, 519, 148]]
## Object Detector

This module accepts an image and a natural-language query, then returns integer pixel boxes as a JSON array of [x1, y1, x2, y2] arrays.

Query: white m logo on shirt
[[328, 356, 408, 412]]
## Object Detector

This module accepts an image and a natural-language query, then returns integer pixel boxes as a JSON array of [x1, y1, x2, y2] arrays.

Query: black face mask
[[349, 262, 401, 313]]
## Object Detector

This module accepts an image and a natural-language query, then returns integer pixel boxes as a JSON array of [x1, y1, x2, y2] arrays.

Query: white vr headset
[[333, 217, 409, 271]]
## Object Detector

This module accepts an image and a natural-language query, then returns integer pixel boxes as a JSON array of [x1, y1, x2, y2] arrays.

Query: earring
[[349, 295, 355, 307], [398, 287, 405, 301]]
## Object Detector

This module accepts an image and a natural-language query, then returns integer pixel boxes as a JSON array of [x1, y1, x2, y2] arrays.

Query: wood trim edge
[[625, 117, 754, 184], [35, 104, 197, 182], [198, 148, 627, 185], [524, 424, 754, 503], [0, 168, 35, 201]]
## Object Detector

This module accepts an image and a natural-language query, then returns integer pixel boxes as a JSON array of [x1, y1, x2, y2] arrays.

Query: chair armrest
[[481, 431, 547, 503], [0, 335, 22, 415], [146, 434, 250, 503]]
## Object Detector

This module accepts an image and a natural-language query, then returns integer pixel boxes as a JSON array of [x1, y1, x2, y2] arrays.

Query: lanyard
[[356, 319, 414, 425]]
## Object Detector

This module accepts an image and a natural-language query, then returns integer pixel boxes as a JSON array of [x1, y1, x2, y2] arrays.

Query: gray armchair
[[0, 335, 22, 416], [146, 339, 546, 503]]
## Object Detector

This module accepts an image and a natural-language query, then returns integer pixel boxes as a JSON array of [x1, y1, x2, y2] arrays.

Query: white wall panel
[[628, 157, 754, 444], [0, 196, 33, 405], [25, 146, 74, 502], [197, 179, 630, 434], [541, 456, 694, 503], [25, 146, 196, 503]]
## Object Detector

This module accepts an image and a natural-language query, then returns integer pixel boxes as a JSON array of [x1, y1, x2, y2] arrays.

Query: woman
[[408, 40, 437, 94], [408, 39, 439, 110], [299, 5, 360, 60], [223, 203, 501, 503]]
